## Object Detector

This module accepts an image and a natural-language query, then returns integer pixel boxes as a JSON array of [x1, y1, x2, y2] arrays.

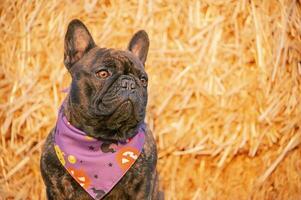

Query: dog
[[40, 19, 161, 200]]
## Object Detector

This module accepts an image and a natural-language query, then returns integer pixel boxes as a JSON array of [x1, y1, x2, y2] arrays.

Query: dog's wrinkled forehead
[[73, 47, 145, 75]]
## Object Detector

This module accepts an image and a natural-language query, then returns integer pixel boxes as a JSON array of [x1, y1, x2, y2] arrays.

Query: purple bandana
[[54, 105, 145, 199]]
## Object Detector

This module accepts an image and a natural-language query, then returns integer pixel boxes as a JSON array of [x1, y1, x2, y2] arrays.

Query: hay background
[[1, 0, 301, 199]]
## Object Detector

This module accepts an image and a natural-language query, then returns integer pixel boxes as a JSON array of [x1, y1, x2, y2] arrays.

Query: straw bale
[[0, 0, 301, 199]]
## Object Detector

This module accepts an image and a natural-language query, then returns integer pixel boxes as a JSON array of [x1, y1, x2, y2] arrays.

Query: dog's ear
[[64, 19, 95, 70], [127, 30, 149, 65]]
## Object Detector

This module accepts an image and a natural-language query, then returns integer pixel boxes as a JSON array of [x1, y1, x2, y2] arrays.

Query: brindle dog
[[40, 19, 161, 200]]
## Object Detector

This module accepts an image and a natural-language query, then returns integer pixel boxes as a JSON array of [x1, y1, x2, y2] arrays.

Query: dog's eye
[[96, 70, 110, 79], [140, 77, 147, 87]]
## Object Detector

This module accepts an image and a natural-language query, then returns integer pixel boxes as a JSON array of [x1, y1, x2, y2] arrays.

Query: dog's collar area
[[54, 100, 145, 199], [61, 97, 144, 143], [62, 109, 145, 143]]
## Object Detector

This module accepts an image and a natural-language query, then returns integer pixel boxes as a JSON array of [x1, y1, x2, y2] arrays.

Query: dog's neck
[[63, 95, 142, 142]]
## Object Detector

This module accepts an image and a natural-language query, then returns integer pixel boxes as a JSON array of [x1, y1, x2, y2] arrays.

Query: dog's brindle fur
[[40, 19, 161, 200]]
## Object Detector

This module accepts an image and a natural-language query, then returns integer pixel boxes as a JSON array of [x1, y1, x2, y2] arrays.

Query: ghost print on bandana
[[54, 104, 145, 199]]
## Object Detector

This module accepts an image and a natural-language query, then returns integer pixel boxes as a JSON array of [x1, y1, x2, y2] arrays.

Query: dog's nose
[[121, 78, 136, 90]]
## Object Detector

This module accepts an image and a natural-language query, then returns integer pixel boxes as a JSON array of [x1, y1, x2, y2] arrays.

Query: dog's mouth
[[93, 99, 141, 141], [106, 100, 135, 129]]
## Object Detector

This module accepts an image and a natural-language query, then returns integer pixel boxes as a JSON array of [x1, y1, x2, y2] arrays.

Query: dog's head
[[63, 19, 149, 141]]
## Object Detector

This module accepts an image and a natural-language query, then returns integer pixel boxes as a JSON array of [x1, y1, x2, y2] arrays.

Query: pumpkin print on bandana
[[67, 166, 92, 189], [116, 147, 140, 172]]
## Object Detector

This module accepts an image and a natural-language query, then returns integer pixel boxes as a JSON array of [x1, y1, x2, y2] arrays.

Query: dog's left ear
[[128, 30, 149, 65], [64, 19, 96, 70]]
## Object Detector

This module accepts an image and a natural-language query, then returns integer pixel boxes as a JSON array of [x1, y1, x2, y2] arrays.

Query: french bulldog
[[40, 19, 161, 200]]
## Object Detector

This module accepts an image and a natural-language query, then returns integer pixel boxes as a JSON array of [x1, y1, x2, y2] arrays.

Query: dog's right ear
[[64, 19, 95, 70]]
